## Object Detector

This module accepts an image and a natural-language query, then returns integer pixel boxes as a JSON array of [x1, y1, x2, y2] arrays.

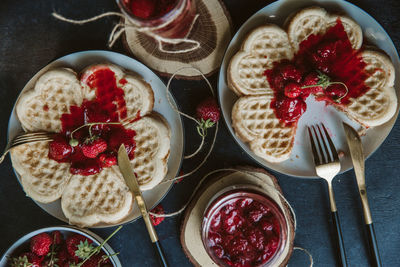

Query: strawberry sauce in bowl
[[202, 186, 288, 267]]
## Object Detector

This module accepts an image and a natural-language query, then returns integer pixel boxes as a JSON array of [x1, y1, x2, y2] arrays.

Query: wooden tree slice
[[123, 0, 233, 80], [180, 167, 295, 266]]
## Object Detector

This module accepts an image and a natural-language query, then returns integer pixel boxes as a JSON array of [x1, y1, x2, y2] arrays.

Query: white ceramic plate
[[218, 0, 400, 177], [0, 226, 121, 266], [8, 50, 184, 227]]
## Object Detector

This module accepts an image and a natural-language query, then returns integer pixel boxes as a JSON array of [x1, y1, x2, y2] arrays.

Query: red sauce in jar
[[48, 68, 137, 176], [123, 0, 178, 19], [264, 19, 370, 126], [204, 191, 283, 266]]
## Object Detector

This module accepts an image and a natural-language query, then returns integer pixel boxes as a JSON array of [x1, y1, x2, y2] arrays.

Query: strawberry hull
[[1, 227, 121, 267]]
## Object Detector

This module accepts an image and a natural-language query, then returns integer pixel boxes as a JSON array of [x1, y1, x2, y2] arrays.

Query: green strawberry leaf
[[75, 240, 96, 260]]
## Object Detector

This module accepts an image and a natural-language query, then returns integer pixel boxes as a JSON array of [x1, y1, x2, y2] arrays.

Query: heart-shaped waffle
[[228, 7, 397, 163], [11, 64, 171, 227], [16, 68, 83, 133], [228, 25, 294, 96]]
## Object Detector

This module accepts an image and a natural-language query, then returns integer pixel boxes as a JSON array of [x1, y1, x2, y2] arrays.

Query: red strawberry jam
[[264, 19, 371, 126], [48, 67, 137, 176], [202, 189, 287, 267]]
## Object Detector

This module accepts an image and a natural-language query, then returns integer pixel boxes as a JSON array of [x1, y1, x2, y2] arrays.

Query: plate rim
[[0, 225, 121, 267], [217, 0, 400, 178], [7, 50, 185, 227]]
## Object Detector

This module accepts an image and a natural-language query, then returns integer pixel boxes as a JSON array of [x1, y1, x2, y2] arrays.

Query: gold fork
[[0, 115, 142, 164], [0, 132, 54, 163], [308, 123, 348, 267]]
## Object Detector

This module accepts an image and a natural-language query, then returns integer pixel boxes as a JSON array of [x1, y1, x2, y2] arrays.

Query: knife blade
[[117, 144, 168, 267], [343, 122, 381, 267]]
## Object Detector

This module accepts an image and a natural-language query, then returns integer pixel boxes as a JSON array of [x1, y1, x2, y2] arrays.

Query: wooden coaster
[[180, 167, 295, 266], [123, 0, 232, 79]]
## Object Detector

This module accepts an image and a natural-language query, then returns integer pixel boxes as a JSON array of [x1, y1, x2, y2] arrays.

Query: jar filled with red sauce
[[201, 185, 288, 267], [116, 0, 196, 39]]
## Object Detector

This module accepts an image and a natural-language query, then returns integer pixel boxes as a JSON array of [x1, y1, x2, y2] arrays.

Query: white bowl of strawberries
[[0, 226, 121, 267]]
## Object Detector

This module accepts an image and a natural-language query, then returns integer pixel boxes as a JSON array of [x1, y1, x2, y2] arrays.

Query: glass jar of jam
[[201, 185, 288, 267], [116, 0, 197, 39]]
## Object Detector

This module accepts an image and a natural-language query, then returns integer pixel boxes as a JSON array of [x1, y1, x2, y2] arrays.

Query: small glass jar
[[116, 0, 197, 39], [201, 185, 288, 267]]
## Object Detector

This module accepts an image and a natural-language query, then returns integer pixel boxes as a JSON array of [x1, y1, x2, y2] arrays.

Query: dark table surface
[[1, 0, 400, 266]]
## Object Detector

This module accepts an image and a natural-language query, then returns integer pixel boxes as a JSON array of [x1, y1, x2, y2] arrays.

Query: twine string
[[292, 247, 314, 267], [164, 67, 216, 161], [150, 168, 297, 231], [52, 11, 200, 53]]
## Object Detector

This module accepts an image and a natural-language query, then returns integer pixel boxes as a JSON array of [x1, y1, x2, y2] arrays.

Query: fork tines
[[307, 123, 339, 165], [11, 132, 54, 146]]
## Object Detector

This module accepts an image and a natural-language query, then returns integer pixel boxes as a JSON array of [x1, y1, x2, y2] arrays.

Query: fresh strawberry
[[30, 233, 52, 256], [196, 97, 220, 137], [28, 253, 43, 267], [302, 72, 323, 93], [150, 204, 165, 226], [130, 0, 156, 19], [99, 154, 117, 167], [12, 252, 43, 267], [48, 137, 72, 161], [82, 138, 107, 158], [51, 230, 63, 245], [81, 254, 107, 267], [195, 97, 220, 138], [66, 234, 93, 260], [274, 97, 307, 123], [284, 82, 301, 98], [325, 84, 347, 101], [196, 97, 220, 123], [56, 245, 69, 265], [280, 64, 302, 83]]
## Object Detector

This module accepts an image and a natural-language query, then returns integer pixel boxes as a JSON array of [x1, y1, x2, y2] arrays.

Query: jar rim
[[201, 185, 289, 267]]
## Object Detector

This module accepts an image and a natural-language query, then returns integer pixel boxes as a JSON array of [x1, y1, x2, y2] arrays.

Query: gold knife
[[343, 123, 381, 267], [118, 144, 168, 267]]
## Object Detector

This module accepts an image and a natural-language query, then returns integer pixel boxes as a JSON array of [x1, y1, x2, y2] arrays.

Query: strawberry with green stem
[[184, 97, 220, 160], [73, 226, 122, 267], [68, 122, 121, 147], [301, 70, 349, 102]]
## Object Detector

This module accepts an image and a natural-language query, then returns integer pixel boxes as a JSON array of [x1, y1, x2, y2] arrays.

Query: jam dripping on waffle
[[48, 67, 137, 176], [265, 19, 371, 126]]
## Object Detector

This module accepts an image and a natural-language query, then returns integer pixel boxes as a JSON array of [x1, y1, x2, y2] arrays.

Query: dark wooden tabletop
[[0, 0, 399, 266]]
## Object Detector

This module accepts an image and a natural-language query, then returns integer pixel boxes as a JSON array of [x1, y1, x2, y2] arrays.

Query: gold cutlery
[[0, 132, 54, 163], [343, 122, 381, 267], [308, 123, 347, 267], [117, 144, 168, 267]]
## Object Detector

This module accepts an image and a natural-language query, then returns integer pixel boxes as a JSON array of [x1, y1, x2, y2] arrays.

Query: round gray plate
[[218, 0, 400, 177], [8, 50, 184, 227]]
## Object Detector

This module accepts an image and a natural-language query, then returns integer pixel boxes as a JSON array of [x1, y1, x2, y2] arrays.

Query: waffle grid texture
[[11, 64, 171, 227], [228, 7, 397, 163]]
